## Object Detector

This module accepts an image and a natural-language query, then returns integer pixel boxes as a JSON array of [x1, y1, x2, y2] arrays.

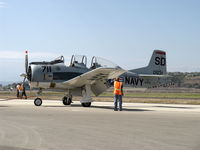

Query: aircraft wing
[[124, 71, 170, 78], [62, 67, 125, 92], [138, 74, 170, 77]]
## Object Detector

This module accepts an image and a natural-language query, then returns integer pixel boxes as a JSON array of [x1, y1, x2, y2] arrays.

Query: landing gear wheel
[[62, 97, 72, 105], [81, 102, 91, 107], [34, 98, 42, 106]]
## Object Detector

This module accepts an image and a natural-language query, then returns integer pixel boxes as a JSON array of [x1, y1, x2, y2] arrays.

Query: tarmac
[[0, 99, 200, 150]]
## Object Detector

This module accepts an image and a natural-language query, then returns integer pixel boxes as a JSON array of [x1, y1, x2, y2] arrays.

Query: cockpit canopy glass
[[52, 56, 64, 64], [30, 56, 64, 65], [90, 56, 121, 69]]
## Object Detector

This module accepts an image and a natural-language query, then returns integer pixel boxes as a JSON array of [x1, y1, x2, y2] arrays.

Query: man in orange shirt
[[17, 84, 23, 99], [16, 83, 20, 98], [113, 77, 123, 111]]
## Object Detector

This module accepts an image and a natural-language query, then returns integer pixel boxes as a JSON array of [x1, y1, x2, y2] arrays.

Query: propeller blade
[[20, 73, 27, 78], [23, 76, 27, 83], [20, 73, 27, 83], [25, 50, 28, 74]]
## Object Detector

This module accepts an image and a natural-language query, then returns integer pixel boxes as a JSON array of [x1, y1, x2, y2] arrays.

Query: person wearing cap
[[113, 77, 124, 111], [16, 83, 20, 98], [18, 84, 23, 99]]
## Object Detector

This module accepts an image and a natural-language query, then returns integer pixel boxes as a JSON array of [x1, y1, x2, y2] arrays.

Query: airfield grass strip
[[1, 91, 200, 104], [100, 92, 200, 99]]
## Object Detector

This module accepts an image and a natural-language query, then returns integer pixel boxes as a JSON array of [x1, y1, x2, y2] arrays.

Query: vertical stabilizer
[[130, 50, 167, 75]]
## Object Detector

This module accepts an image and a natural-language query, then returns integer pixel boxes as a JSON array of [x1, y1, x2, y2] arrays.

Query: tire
[[81, 102, 91, 107], [62, 97, 72, 105], [34, 98, 42, 106]]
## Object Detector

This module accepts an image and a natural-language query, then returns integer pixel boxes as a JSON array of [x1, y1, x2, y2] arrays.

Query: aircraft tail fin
[[129, 50, 167, 75]]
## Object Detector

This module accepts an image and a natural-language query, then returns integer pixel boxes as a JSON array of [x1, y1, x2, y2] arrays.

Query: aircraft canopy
[[90, 56, 121, 69]]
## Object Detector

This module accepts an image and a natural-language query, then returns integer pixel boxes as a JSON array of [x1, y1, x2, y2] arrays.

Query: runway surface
[[0, 99, 200, 150]]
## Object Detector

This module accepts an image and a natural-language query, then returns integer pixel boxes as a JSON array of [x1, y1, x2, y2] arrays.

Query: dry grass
[[1, 90, 200, 105]]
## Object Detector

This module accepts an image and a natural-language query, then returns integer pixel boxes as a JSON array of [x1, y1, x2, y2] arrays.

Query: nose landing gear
[[34, 98, 42, 106]]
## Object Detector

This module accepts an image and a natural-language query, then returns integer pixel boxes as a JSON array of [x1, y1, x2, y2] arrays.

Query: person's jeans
[[114, 94, 122, 111]]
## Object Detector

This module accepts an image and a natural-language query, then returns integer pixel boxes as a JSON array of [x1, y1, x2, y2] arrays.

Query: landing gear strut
[[62, 96, 72, 105], [80, 85, 92, 107]]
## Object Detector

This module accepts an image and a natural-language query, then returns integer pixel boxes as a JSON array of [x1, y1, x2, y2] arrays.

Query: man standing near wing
[[113, 77, 123, 111]]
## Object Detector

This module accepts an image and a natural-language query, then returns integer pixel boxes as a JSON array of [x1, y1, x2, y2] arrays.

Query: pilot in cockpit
[[91, 62, 101, 69], [91, 63, 97, 69], [71, 61, 78, 67]]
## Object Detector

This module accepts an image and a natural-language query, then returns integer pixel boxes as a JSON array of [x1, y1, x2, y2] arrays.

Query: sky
[[0, 0, 200, 82]]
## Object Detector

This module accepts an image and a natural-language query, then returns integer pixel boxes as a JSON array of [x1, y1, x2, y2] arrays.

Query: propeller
[[18, 50, 30, 100], [20, 50, 29, 83], [25, 50, 28, 74]]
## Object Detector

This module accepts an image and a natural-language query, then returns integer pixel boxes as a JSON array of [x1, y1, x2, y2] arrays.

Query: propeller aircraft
[[22, 50, 170, 107]]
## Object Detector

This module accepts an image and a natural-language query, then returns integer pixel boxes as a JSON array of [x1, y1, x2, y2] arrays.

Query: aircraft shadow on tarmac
[[0, 145, 32, 150], [43, 105, 70, 108], [90, 105, 153, 111], [0, 106, 9, 107], [155, 106, 196, 109], [44, 104, 153, 111]]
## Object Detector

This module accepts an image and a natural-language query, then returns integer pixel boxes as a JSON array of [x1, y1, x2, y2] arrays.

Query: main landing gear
[[80, 85, 92, 107], [62, 94, 92, 107], [62, 96, 72, 105], [81, 102, 91, 107]]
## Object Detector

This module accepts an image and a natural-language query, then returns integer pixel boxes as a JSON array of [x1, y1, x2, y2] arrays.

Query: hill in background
[[169, 72, 200, 89]]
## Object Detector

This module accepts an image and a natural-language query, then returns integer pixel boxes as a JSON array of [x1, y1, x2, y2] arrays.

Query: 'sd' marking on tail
[[155, 56, 166, 66]]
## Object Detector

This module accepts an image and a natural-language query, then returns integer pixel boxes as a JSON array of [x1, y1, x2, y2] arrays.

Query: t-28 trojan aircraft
[[22, 50, 169, 107]]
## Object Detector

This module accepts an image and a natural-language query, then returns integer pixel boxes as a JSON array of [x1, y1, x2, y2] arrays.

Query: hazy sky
[[0, 0, 200, 81]]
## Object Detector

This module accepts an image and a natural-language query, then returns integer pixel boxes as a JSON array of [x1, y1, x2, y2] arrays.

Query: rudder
[[130, 50, 167, 75]]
